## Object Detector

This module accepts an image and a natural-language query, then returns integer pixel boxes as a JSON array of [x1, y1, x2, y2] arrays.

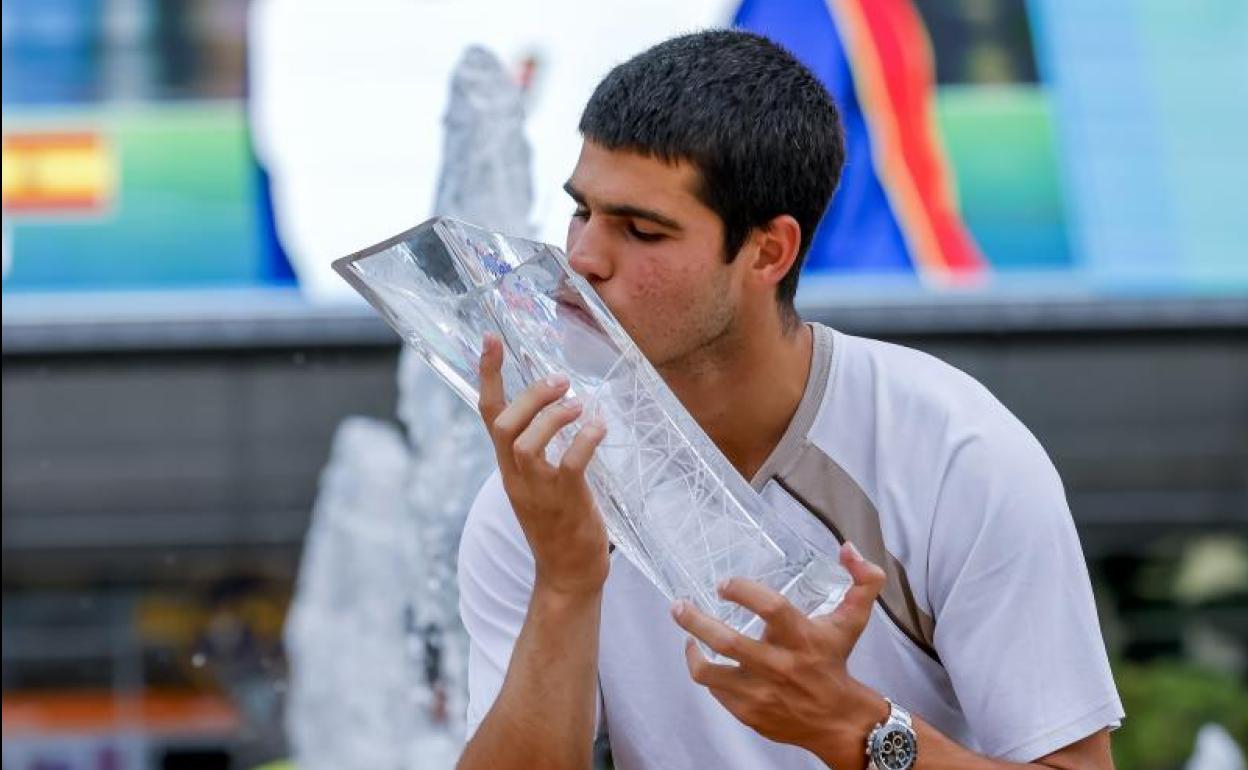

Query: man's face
[[564, 140, 743, 369]]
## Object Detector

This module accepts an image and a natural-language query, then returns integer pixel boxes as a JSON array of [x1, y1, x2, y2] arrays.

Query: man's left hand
[[671, 541, 890, 768]]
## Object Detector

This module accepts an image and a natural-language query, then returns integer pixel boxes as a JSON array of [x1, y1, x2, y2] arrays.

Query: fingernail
[[670, 600, 686, 620], [564, 398, 582, 412], [845, 541, 863, 561], [545, 374, 569, 388], [717, 579, 731, 594]]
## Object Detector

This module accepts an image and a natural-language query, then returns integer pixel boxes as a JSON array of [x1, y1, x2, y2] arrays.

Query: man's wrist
[[810, 683, 890, 770], [531, 576, 606, 610]]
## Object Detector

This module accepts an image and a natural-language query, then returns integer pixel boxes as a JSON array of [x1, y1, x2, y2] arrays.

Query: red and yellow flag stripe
[[827, 0, 985, 283], [2, 131, 115, 215]]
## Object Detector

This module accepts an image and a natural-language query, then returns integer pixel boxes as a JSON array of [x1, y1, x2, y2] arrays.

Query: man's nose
[[567, 220, 614, 283]]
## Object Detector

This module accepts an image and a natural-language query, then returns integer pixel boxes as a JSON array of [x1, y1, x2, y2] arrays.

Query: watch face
[[871, 725, 917, 770]]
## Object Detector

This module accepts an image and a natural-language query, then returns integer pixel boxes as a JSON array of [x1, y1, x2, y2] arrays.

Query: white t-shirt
[[458, 324, 1124, 768]]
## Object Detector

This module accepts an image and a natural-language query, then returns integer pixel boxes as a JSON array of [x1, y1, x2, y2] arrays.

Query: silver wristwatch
[[866, 698, 918, 770]]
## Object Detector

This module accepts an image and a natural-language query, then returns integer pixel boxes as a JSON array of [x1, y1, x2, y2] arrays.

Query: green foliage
[[1112, 661, 1248, 770]]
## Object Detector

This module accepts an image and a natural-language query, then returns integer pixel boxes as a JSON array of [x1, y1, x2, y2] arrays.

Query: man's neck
[[659, 318, 814, 482]]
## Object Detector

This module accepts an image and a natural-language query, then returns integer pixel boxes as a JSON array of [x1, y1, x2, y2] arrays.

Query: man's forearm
[[813, 715, 1112, 770], [911, 719, 1112, 770], [458, 583, 603, 770]]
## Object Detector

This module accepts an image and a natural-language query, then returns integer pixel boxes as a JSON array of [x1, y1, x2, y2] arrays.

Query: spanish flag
[[734, 0, 985, 284], [2, 132, 115, 215]]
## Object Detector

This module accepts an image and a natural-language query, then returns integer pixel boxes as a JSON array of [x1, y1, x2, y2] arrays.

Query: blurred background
[[2, 1, 1246, 769]]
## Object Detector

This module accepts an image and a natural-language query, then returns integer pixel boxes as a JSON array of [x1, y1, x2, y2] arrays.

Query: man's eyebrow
[[563, 181, 684, 232]]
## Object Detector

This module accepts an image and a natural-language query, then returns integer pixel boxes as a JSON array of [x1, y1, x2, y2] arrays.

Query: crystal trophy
[[333, 217, 850, 643]]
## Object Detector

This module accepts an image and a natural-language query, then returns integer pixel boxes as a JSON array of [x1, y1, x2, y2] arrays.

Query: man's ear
[[749, 215, 802, 290]]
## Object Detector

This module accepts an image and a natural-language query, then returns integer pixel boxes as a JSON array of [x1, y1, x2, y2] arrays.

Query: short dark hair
[[579, 29, 844, 316]]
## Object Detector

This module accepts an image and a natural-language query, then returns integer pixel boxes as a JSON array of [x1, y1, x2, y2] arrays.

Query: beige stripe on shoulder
[[773, 442, 940, 663]]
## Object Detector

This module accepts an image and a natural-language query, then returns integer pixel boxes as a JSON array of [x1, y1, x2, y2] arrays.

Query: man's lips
[[557, 297, 597, 327], [554, 286, 598, 327]]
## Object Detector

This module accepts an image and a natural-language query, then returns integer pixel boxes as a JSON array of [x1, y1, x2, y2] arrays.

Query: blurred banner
[[1027, 0, 1248, 293], [0, 0, 293, 291], [737, 0, 988, 285], [2, 0, 1245, 298]]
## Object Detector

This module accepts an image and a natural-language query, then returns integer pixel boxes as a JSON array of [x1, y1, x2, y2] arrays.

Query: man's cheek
[[626, 266, 670, 306]]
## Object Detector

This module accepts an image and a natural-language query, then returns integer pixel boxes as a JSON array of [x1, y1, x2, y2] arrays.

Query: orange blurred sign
[[1, 131, 116, 215], [2, 690, 239, 737]]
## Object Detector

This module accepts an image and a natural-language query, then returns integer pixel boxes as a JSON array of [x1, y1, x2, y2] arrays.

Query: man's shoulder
[[826, 328, 1000, 420], [812, 327, 1029, 454], [811, 326, 1054, 511]]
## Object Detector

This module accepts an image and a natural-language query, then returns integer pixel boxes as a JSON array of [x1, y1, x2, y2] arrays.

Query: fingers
[[820, 541, 886, 644], [512, 398, 584, 472], [717, 578, 805, 643], [683, 636, 744, 690], [488, 374, 572, 482], [479, 335, 586, 478], [671, 599, 781, 672], [560, 418, 607, 475], [492, 373, 570, 438], [476, 334, 506, 424]]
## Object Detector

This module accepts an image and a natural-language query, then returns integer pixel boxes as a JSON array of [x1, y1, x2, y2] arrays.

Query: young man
[[456, 30, 1122, 770]]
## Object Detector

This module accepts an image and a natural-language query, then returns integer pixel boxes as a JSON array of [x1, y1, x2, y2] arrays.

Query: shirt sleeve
[[457, 471, 606, 740], [458, 471, 536, 738], [926, 412, 1124, 763]]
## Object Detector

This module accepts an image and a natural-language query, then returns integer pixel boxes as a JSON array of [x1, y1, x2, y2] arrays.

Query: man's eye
[[572, 208, 590, 221], [628, 224, 664, 242]]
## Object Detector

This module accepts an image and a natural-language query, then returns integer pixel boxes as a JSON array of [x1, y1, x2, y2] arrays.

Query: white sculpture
[[285, 46, 529, 770]]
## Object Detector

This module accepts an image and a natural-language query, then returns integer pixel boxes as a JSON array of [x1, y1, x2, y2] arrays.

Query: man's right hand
[[477, 333, 610, 599], [458, 336, 611, 770]]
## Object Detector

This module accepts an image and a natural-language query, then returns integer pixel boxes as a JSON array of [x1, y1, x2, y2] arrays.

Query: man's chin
[[593, 306, 680, 368], [636, 338, 678, 370]]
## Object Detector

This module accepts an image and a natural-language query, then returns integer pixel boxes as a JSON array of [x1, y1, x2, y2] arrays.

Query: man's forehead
[[567, 141, 703, 209]]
